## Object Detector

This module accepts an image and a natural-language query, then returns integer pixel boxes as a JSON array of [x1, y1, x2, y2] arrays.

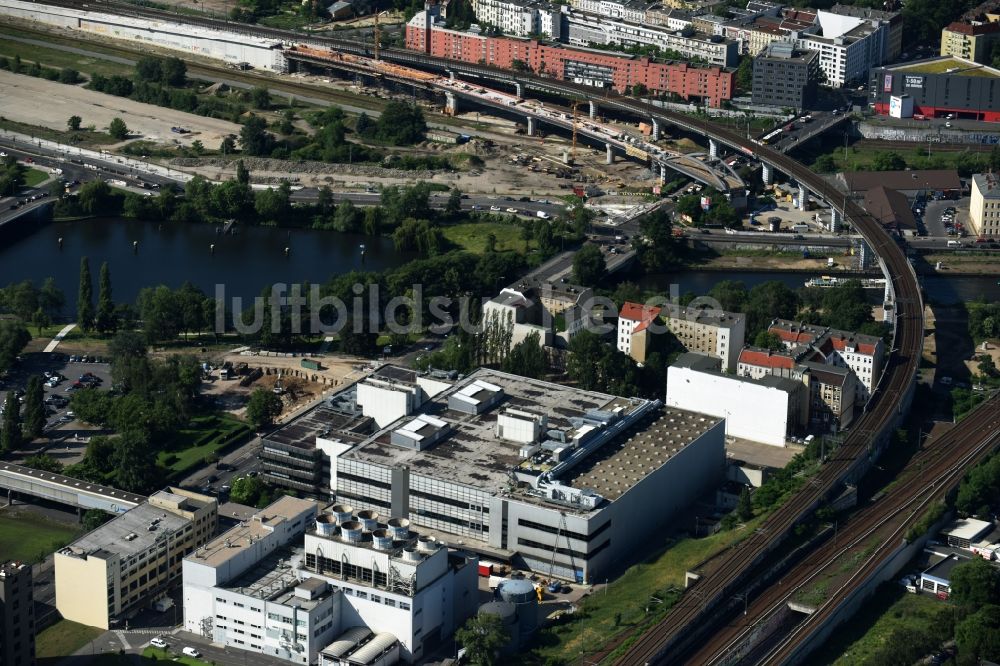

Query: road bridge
[[0, 462, 143, 514]]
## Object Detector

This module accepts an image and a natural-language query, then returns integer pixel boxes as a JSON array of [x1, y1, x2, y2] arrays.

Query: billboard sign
[[904, 75, 924, 89], [883, 73, 893, 92]]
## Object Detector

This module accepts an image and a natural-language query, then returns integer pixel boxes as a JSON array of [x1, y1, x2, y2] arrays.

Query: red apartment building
[[405, 12, 735, 106]]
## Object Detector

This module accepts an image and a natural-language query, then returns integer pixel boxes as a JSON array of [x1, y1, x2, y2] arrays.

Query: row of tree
[[0, 54, 81, 85], [0, 375, 46, 454]]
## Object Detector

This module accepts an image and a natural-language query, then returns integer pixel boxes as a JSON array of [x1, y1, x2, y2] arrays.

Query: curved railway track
[[689, 395, 1000, 665], [22, 4, 926, 661]]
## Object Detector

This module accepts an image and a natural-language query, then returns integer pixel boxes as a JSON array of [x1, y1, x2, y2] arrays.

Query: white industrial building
[[0, 0, 286, 71], [182, 496, 478, 665], [324, 367, 725, 583], [666, 353, 806, 447]]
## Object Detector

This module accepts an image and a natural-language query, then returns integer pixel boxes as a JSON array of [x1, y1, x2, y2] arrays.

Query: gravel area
[[0, 70, 241, 149]]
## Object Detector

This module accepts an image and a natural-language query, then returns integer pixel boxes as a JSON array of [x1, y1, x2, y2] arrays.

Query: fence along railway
[[12, 3, 926, 662]]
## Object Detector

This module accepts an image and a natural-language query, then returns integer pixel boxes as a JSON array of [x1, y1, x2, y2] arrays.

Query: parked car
[[149, 638, 168, 649], [182, 647, 201, 658]]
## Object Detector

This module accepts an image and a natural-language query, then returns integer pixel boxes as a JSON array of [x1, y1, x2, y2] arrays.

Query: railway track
[[689, 395, 1000, 665], [19, 3, 926, 661]]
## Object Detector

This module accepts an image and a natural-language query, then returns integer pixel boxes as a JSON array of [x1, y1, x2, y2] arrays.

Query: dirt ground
[[0, 70, 241, 149], [200, 351, 376, 419], [922, 253, 1000, 275]]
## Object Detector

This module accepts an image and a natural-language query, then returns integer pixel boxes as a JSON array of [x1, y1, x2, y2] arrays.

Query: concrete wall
[[666, 365, 793, 446], [858, 121, 1000, 145]]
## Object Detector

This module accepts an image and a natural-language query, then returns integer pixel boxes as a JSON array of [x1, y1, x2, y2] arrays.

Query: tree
[[220, 135, 236, 155], [709, 280, 748, 313], [108, 117, 129, 140], [485, 233, 497, 253], [446, 188, 462, 215], [59, 67, 81, 84], [753, 331, 784, 351], [236, 160, 251, 186], [239, 115, 275, 156], [1, 391, 22, 454], [572, 243, 606, 287], [977, 354, 997, 378], [950, 558, 1000, 607], [501, 331, 547, 378], [737, 485, 753, 521], [161, 56, 187, 86], [77, 257, 95, 332], [735, 55, 753, 92], [0, 320, 30, 375], [250, 85, 271, 110], [82, 509, 112, 532], [956, 604, 1000, 662], [871, 151, 906, 171], [454, 613, 509, 666], [372, 101, 427, 145], [246, 388, 283, 430], [23, 453, 62, 472], [355, 112, 373, 137], [813, 154, 837, 173], [67, 115, 82, 131], [229, 475, 267, 506], [39, 277, 65, 319], [136, 55, 163, 82], [77, 180, 113, 215], [115, 429, 157, 493], [633, 208, 678, 274], [95, 262, 117, 336], [22, 375, 45, 440]]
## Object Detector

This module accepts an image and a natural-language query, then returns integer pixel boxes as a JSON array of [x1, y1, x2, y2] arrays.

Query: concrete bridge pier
[[660, 164, 667, 184], [515, 82, 523, 98], [761, 163, 773, 185], [527, 116, 537, 136], [445, 91, 457, 115], [651, 118, 661, 140], [709, 138, 719, 158], [606, 143, 614, 164], [829, 208, 840, 232], [798, 184, 809, 211], [448, 70, 455, 80], [588, 100, 597, 119]]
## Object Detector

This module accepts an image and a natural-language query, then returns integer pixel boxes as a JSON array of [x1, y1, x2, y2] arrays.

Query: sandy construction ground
[[0, 70, 241, 148]]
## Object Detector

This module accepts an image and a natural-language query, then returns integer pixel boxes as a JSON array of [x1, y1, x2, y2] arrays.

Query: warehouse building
[[869, 57, 1000, 122], [317, 367, 725, 583], [56, 488, 217, 629]]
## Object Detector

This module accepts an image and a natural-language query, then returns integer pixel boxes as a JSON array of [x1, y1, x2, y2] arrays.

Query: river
[[1, 218, 998, 311], [0, 217, 414, 310]]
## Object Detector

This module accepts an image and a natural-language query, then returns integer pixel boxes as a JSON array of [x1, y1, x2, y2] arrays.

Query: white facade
[[472, 0, 540, 36], [794, 10, 887, 87], [0, 0, 286, 70], [666, 355, 797, 446]]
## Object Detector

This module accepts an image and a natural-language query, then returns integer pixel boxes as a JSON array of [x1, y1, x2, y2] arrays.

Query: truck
[[478, 561, 497, 577], [536, 211, 551, 220]]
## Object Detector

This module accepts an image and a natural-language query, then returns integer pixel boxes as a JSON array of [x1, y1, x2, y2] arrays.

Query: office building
[[182, 497, 478, 664], [870, 57, 1000, 123], [666, 353, 807, 446], [940, 20, 1000, 64], [751, 42, 819, 110], [405, 10, 736, 105], [830, 3, 902, 62], [55, 488, 217, 630], [323, 367, 725, 583], [971, 173, 1000, 238], [1, 562, 34, 666]]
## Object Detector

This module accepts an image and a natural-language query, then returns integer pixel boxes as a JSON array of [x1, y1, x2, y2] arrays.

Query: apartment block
[[751, 42, 819, 110], [1, 562, 34, 666], [616, 302, 661, 361], [970, 173, 1000, 238], [55, 488, 216, 630], [616, 301, 745, 369], [940, 20, 1000, 64]]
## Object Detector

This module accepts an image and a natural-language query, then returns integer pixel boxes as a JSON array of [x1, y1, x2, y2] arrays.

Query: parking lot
[[0, 352, 113, 462], [921, 197, 970, 238]]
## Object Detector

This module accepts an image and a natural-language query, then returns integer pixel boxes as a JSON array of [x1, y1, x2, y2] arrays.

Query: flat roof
[[0, 462, 145, 505], [65, 502, 189, 559], [190, 496, 318, 569], [892, 56, 1000, 78], [344, 369, 629, 496], [560, 407, 722, 500], [266, 400, 375, 451], [923, 552, 972, 582], [221, 545, 331, 611], [942, 517, 993, 540], [842, 169, 962, 193]]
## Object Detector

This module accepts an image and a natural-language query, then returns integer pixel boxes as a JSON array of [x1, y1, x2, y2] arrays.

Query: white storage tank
[[315, 513, 337, 537]]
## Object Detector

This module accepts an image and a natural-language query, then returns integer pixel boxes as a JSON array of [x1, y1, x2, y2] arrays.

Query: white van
[[947, 240, 962, 247], [182, 647, 201, 658]]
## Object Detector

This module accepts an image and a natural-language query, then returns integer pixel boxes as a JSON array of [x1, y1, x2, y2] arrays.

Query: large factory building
[[869, 56, 1000, 122]]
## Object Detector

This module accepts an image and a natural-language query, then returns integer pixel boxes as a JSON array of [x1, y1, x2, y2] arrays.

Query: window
[[385, 599, 397, 607], [400, 602, 411, 611]]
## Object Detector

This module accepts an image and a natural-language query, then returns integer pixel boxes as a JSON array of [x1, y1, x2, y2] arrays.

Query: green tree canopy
[[246, 388, 283, 430], [950, 557, 1000, 607], [22, 375, 45, 440], [455, 612, 510, 666], [572, 243, 606, 287], [108, 117, 129, 140], [1, 391, 22, 454]]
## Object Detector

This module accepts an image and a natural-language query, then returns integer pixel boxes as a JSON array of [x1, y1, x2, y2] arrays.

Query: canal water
[[0, 217, 414, 310], [0, 218, 997, 311]]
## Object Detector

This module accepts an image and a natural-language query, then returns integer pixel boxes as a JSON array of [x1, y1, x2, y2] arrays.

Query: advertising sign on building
[[904, 75, 924, 89], [883, 73, 893, 92], [701, 196, 712, 210], [889, 94, 913, 119]]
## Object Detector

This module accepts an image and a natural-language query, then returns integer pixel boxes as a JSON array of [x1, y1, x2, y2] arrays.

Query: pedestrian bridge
[[0, 462, 143, 514]]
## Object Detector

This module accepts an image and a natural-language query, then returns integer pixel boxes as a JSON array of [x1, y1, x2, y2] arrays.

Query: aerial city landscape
[[1, 0, 1000, 664]]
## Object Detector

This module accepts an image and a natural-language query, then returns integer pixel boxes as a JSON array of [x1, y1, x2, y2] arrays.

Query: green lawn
[[0, 35, 133, 79], [0, 512, 82, 563], [442, 222, 529, 254], [24, 167, 49, 187], [157, 414, 252, 478], [35, 619, 104, 659], [813, 584, 955, 665], [526, 514, 767, 663], [0, 118, 117, 148]]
